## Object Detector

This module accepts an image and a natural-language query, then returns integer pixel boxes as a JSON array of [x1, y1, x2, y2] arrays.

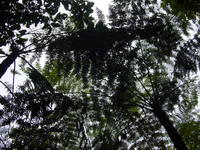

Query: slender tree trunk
[[0, 50, 19, 79], [152, 101, 188, 150]]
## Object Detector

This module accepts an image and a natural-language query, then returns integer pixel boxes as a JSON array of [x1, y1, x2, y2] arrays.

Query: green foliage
[[174, 31, 200, 75], [0, 0, 200, 149], [0, 0, 94, 53], [161, 0, 199, 34], [179, 121, 200, 150], [161, 0, 200, 19]]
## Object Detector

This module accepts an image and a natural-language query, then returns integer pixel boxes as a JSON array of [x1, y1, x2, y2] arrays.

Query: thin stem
[[138, 40, 158, 101], [135, 94, 151, 110], [19, 56, 38, 71], [132, 87, 151, 104], [132, 72, 153, 101], [0, 80, 15, 99]]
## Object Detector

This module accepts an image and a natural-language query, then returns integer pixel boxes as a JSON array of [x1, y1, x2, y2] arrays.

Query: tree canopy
[[0, 0, 199, 149], [161, 0, 200, 19]]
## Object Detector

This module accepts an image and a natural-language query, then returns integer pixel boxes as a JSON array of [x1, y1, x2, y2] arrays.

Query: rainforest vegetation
[[0, 0, 199, 149]]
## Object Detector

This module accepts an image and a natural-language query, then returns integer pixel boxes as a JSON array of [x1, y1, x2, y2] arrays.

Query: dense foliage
[[161, 0, 200, 19], [0, 0, 199, 149]]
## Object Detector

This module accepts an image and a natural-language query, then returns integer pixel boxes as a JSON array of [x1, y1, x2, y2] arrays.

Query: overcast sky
[[91, 0, 111, 16]]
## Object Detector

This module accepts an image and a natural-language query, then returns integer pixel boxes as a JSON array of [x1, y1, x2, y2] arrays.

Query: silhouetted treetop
[[0, 0, 94, 48]]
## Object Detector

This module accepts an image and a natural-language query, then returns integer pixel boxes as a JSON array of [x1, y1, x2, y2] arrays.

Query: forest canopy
[[0, 0, 199, 150]]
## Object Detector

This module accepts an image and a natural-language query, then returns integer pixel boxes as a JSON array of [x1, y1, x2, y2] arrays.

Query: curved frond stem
[[166, 77, 199, 95], [138, 99, 153, 111], [124, 90, 152, 111], [19, 32, 72, 54], [133, 88, 151, 105], [123, 99, 152, 112], [0, 80, 15, 99], [138, 67, 158, 99], [137, 40, 159, 100], [139, 44, 158, 99], [132, 72, 153, 102], [18, 35, 52, 54], [19, 56, 38, 71], [18, 41, 38, 54], [19, 56, 55, 93], [135, 102, 152, 111]]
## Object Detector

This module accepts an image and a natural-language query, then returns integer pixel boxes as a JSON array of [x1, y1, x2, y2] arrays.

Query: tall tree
[[44, 0, 199, 149], [0, 0, 199, 149]]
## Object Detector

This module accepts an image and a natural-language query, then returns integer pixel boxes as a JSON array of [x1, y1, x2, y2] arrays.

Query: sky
[[91, 0, 111, 17], [0, 0, 112, 96]]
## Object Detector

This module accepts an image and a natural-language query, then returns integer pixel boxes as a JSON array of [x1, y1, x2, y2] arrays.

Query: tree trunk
[[0, 50, 19, 79], [152, 102, 188, 150]]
